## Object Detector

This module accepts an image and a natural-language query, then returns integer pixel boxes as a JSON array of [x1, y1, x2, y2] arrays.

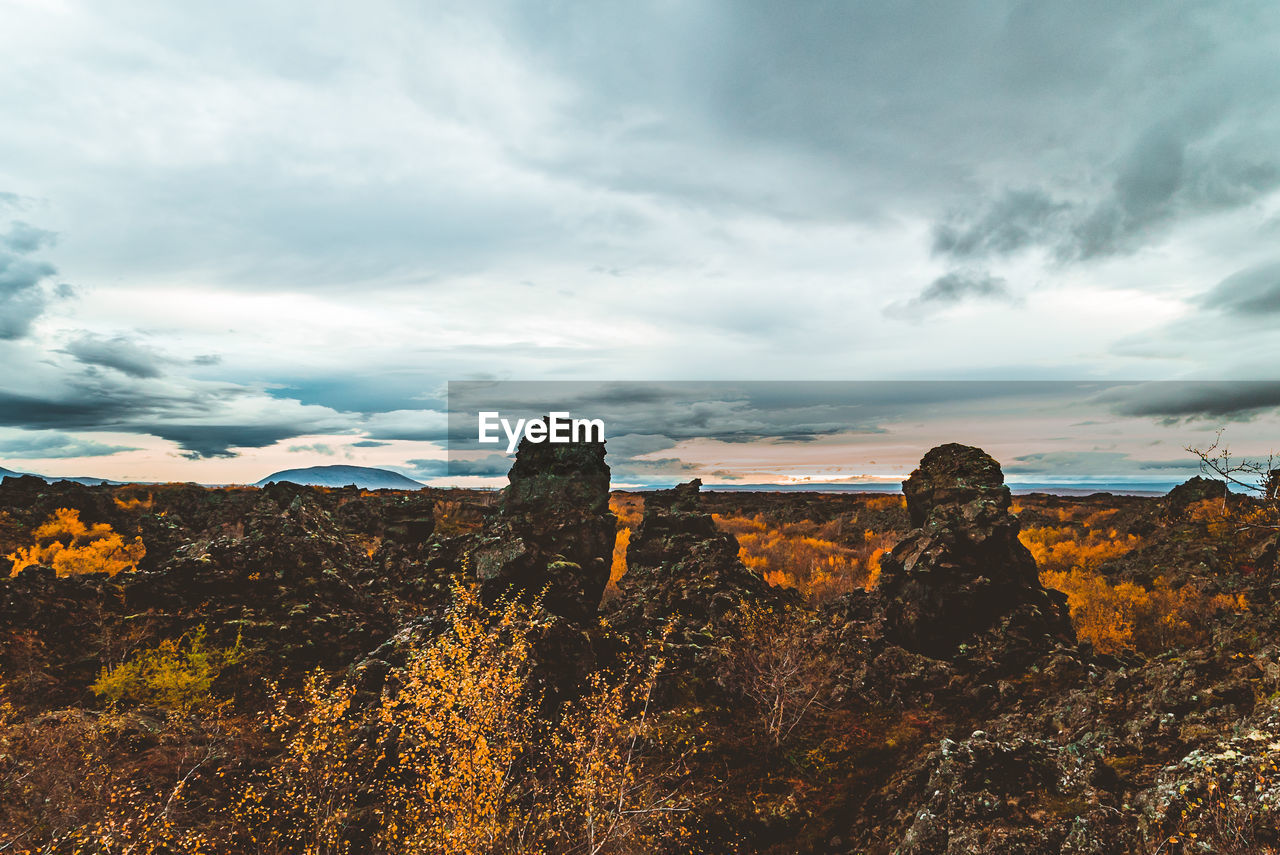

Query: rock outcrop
[[1164, 475, 1228, 519], [876, 443, 1074, 659], [469, 428, 616, 622], [607, 479, 788, 654], [881, 728, 1132, 854], [0, 478, 447, 706]]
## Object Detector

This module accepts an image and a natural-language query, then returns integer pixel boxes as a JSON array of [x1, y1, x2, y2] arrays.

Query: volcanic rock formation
[[1164, 474, 1229, 519], [607, 479, 788, 653], [469, 427, 616, 622], [876, 443, 1075, 659]]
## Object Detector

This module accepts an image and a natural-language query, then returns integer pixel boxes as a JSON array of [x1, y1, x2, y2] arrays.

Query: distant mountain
[[0, 465, 118, 486], [254, 465, 425, 490]]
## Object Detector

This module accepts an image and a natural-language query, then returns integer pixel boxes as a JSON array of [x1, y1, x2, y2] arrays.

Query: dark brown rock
[[877, 444, 1074, 659], [607, 479, 790, 654], [1164, 475, 1228, 518], [470, 427, 616, 622], [902, 443, 1009, 528]]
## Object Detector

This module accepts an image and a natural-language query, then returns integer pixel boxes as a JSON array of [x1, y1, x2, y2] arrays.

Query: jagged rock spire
[[470, 427, 616, 622], [877, 443, 1074, 658]]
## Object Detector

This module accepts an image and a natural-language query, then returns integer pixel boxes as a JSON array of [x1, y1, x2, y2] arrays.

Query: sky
[[1, 0, 1279, 486]]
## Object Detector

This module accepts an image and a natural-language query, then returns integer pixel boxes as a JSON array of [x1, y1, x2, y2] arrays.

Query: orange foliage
[[861, 494, 907, 513], [112, 492, 154, 513], [7, 508, 145, 577], [713, 514, 894, 602], [1043, 568, 1246, 655], [1026, 515, 1246, 654], [1040, 568, 1150, 655], [864, 546, 887, 590], [607, 494, 644, 590], [1080, 508, 1118, 528], [1020, 523, 1141, 574], [227, 585, 682, 854], [611, 493, 644, 529], [610, 527, 631, 586]]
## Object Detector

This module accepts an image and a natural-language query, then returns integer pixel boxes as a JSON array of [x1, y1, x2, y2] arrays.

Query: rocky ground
[[1, 439, 1278, 853]]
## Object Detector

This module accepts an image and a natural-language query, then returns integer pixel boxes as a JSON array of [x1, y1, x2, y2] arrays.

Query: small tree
[[720, 605, 834, 748], [1186, 429, 1279, 527], [225, 584, 689, 855], [548, 647, 690, 855]]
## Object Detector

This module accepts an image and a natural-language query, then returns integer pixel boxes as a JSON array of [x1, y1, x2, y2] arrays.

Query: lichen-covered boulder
[[470, 429, 616, 622], [877, 444, 1074, 659], [607, 479, 791, 656]]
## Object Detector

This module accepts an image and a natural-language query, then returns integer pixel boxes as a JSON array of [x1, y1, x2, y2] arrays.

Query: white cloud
[[1, 1, 1279, 480]]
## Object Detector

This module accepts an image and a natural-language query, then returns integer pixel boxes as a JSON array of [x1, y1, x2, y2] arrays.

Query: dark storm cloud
[[1096, 382, 1280, 421], [447, 381, 885, 449], [913, 272, 1013, 305], [932, 191, 1071, 258], [0, 389, 133, 428], [161, 424, 333, 459], [0, 431, 137, 459], [885, 271, 1015, 319], [1136, 459, 1203, 472], [1198, 262, 1280, 315], [1, 222, 57, 254], [0, 374, 346, 459], [609, 456, 701, 484], [1005, 450, 1203, 478], [0, 216, 59, 339], [350, 440, 391, 448], [405, 460, 447, 477], [1005, 451, 1130, 475], [1073, 126, 1190, 258], [934, 118, 1280, 264], [64, 334, 165, 378], [604, 433, 680, 460]]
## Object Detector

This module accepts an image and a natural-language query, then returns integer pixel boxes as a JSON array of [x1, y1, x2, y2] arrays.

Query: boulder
[[877, 444, 1074, 659], [469, 425, 616, 622], [608, 479, 789, 653], [1164, 475, 1228, 519]]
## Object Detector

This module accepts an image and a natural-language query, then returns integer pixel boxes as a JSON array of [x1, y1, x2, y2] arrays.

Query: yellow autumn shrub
[[8, 507, 145, 577], [610, 526, 631, 586], [1026, 516, 1250, 654], [231, 584, 683, 855], [1020, 523, 1141, 574], [112, 492, 154, 512], [1042, 567, 1246, 655], [92, 626, 244, 715], [1040, 568, 1149, 654]]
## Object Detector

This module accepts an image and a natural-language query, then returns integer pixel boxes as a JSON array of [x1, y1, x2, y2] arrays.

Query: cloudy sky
[[2, 1, 1279, 485]]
